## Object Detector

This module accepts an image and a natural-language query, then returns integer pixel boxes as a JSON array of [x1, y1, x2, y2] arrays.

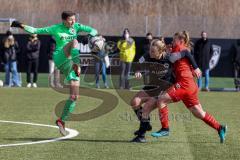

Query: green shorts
[[53, 50, 80, 82]]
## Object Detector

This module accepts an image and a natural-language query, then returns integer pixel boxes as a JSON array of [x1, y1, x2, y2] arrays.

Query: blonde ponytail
[[182, 30, 192, 49]]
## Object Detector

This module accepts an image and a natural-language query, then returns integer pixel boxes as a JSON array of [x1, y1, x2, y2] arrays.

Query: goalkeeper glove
[[11, 21, 24, 29], [81, 34, 93, 45]]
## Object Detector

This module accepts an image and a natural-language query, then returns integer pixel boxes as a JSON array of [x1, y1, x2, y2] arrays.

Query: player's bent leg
[[56, 95, 76, 136], [131, 97, 156, 143], [188, 104, 227, 143], [57, 80, 79, 136], [188, 104, 205, 119], [53, 40, 81, 81], [142, 97, 157, 119], [53, 48, 77, 136], [151, 92, 172, 138], [63, 40, 81, 77], [130, 91, 152, 136], [131, 92, 147, 109], [151, 106, 170, 138], [63, 40, 74, 58], [131, 91, 150, 119], [137, 98, 156, 133], [70, 39, 80, 64], [157, 92, 173, 108]]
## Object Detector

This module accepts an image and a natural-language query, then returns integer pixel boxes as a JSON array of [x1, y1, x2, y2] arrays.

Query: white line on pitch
[[0, 120, 79, 148]]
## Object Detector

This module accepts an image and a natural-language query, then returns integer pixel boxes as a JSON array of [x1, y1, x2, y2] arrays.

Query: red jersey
[[171, 45, 196, 88], [167, 44, 199, 107]]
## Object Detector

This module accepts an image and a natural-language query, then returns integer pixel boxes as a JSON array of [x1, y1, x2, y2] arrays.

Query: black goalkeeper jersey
[[133, 54, 174, 95]]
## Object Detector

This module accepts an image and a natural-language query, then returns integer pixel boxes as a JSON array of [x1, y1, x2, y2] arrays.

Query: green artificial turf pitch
[[0, 74, 239, 160]]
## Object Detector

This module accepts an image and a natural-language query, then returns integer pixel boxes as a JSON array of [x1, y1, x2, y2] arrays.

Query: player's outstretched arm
[[76, 23, 98, 36], [168, 50, 198, 69], [167, 50, 202, 78], [11, 20, 55, 35]]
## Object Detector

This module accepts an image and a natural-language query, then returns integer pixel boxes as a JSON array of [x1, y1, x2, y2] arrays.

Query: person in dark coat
[[194, 31, 212, 91], [231, 39, 240, 91], [142, 32, 153, 57], [26, 34, 41, 88], [0, 30, 21, 87]]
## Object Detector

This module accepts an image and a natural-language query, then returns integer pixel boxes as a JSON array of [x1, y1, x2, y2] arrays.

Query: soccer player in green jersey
[[11, 11, 98, 135]]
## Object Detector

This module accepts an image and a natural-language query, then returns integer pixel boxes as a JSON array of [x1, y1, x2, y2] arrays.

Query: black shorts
[[142, 85, 162, 98], [142, 80, 172, 97]]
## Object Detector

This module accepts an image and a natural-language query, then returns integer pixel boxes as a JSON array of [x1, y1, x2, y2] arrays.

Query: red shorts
[[167, 81, 199, 108]]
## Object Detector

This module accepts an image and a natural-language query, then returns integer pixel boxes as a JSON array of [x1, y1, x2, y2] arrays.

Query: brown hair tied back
[[174, 31, 193, 49]]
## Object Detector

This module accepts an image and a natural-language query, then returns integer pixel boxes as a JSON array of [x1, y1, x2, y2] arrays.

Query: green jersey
[[24, 22, 97, 82], [24, 22, 98, 51]]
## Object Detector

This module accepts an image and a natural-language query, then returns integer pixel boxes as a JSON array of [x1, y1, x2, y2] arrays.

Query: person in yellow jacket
[[117, 28, 136, 89]]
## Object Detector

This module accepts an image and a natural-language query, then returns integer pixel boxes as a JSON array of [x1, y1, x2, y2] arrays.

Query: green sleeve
[[23, 25, 56, 35], [76, 23, 98, 36]]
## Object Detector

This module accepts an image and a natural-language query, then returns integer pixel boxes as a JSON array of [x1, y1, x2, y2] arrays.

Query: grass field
[[0, 72, 237, 88], [0, 74, 239, 160]]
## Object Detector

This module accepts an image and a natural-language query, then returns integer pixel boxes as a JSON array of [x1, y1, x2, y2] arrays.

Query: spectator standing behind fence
[[231, 39, 240, 91], [93, 35, 109, 89], [142, 32, 153, 57], [139, 33, 153, 83], [139, 33, 153, 62], [48, 37, 62, 88], [26, 34, 40, 88], [194, 31, 212, 91], [117, 28, 136, 89], [0, 30, 21, 87]]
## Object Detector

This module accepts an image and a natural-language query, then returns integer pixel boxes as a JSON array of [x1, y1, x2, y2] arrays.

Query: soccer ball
[[88, 35, 111, 68], [88, 35, 105, 53], [0, 80, 3, 87]]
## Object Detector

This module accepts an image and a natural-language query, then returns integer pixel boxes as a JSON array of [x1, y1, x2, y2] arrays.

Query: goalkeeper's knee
[[70, 39, 80, 64], [72, 39, 79, 48], [70, 94, 78, 101]]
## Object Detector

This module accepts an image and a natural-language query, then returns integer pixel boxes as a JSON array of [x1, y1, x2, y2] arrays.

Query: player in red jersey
[[131, 38, 202, 143], [141, 31, 227, 143]]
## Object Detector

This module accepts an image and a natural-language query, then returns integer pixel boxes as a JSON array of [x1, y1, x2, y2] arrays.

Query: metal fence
[[1, 14, 240, 38]]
